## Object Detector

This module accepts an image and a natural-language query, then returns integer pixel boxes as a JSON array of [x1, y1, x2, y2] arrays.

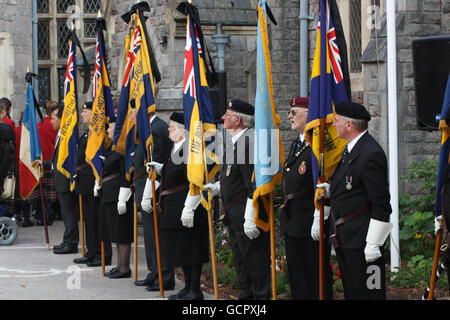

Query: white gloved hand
[[435, 215, 443, 236], [141, 179, 160, 213], [364, 218, 393, 263], [181, 194, 201, 228], [311, 206, 331, 241], [243, 198, 260, 239], [203, 182, 220, 197], [316, 182, 331, 199], [117, 187, 132, 215], [93, 180, 101, 197], [146, 161, 163, 175]]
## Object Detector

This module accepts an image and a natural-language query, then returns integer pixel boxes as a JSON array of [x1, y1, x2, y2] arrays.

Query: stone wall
[[0, 0, 32, 124]]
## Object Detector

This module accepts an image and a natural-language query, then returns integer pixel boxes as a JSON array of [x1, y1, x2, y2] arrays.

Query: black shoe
[[22, 220, 34, 227], [53, 244, 78, 254], [73, 257, 90, 264], [184, 290, 204, 300], [146, 280, 175, 291], [108, 269, 131, 279], [53, 243, 66, 250], [104, 267, 119, 277], [168, 289, 190, 300], [135, 273, 156, 287], [87, 259, 111, 267]]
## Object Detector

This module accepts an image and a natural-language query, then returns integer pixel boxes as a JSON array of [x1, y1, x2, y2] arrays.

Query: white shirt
[[172, 137, 185, 155], [299, 133, 305, 143], [232, 128, 249, 146], [149, 114, 156, 124], [347, 130, 367, 153]]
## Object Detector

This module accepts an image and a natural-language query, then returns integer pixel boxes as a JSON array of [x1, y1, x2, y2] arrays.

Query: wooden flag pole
[[319, 118, 325, 300], [101, 241, 105, 275], [269, 191, 277, 300], [151, 177, 164, 298], [78, 194, 85, 257], [133, 194, 138, 283], [38, 165, 50, 250]]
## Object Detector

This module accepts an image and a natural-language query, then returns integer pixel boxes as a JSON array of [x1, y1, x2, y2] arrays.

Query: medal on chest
[[345, 176, 352, 190], [298, 161, 306, 175], [226, 164, 232, 176]]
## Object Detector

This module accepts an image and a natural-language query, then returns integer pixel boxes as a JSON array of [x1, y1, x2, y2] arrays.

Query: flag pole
[[428, 219, 443, 300], [202, 145, 219, 300], [38, 165, 50, 250], [101, 241, 105, 275], [319, 118, 325, 300], [269, 191, 277, 300], [78, 195, 85, 257], [133, 193, 138, 283]]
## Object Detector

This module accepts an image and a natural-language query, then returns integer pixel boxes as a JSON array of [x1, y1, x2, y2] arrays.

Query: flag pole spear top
[[97, 9, 102, 18], [27, 66, 30, 73]]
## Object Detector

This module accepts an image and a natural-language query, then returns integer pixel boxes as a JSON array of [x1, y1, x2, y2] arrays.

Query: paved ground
[[0, 218, 214, 300]]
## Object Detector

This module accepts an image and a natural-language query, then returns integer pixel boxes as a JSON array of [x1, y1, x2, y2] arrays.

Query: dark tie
[[341, 145, 349, 162], [296, 138, 303, 152]]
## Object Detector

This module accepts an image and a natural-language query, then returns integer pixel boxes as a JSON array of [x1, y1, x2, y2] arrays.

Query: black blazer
[[74, 129, 95, 196], [330, 132, 392, 249], [220, 131, 254, 231], [52, 135, 71, 193], [160, 142, 207, 229], [280, 139, 316, 238]]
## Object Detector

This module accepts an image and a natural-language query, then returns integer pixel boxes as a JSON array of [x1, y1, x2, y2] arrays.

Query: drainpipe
[[32, 0, 39, 100], [299, 0, 313, 97]]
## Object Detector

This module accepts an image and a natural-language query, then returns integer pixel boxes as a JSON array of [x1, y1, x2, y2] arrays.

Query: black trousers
[[58, 192, 78, 245], [142, 211, 174, 282], [284, 235, 333, 300], [228, 227, 271, 300], [81, 194, 100, 260], [335, 246, 386, 300]]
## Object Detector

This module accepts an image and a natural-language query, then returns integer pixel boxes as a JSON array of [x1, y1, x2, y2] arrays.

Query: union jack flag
[[183, 19, 202, 99], [63, 39, 75, 98], [122, 22, 142, 88], [92, 33, 101, 101]]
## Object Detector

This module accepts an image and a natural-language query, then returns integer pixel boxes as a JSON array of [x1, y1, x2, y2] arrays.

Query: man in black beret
[[281, 97, 333, 299], [204, 99, 271, 300], [316, 101, 392, 300]]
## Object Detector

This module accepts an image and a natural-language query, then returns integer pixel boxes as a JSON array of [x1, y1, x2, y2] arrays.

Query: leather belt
[[335, 203, 370, 226], [280, 186, 313, 209], [160, 184, 189, 197], [223, 189, 247, 212], [101, 173, 120, 184], [133, 169, 147, 182], [76, 163, 89, 173]]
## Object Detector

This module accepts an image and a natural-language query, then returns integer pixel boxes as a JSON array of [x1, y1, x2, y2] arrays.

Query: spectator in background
[[0, 97, 16, 129]]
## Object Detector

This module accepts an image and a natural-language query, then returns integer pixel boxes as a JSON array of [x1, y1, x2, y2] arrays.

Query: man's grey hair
[[236, 112, 254, 128], [341, 115, 368, 132]]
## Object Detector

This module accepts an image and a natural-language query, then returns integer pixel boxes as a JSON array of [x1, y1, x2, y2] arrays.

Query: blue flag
[[436, 74, 450, 217]]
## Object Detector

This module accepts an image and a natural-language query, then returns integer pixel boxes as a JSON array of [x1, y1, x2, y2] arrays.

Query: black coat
[[52, 135, 71, 193], [330, 132, 392, 249], [74, 129, 95, 195], [160, 143, 207, 230], [280, 139, 315, 238], [220, 131, 254, 232], [101, 148, 130, 204]]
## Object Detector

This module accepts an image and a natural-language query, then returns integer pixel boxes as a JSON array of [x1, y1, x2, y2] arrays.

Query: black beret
[[108, 116, 116, 124], [335, 102, 371, 121], [289, 97, 309, 108], [82, 102, 93, 110], [170, 112, 184, 125], [227, 99, 254, 116]]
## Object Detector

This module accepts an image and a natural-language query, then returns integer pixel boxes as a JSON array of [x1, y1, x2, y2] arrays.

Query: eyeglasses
[[223, 113, 238, 118], [288, 109, 306, 116]]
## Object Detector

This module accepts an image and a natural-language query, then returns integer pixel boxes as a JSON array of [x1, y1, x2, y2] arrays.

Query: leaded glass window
[[350, 0, 362, 72], [37, 0, 49, 13], [84, 19, 96, 38], [38, 21, 50, 59], [58, 68, 67, 105], [57, 0, 75, 13], [38, 68, 51, 104], [57, 20, 71, 59], [84, 0, 100, 14]]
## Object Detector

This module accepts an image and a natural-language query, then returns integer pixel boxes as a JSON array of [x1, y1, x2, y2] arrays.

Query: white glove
[[243, 198, 260, 239], [203, 182, 220, 197], [93, 180, 101, 197], [364, 219, 393, 263], [316, 182, 331, 199], [117, 187, 132, 215], [181, 194, 201, 228], [435, 215, 443, 236], [146, 161, 163, 175], [141, 179, 160, 213], [311, 206, 331, 241]]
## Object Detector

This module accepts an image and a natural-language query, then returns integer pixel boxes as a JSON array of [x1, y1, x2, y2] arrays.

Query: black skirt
[[99, 200, 134, 244], [164, 227, 209, 267]]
